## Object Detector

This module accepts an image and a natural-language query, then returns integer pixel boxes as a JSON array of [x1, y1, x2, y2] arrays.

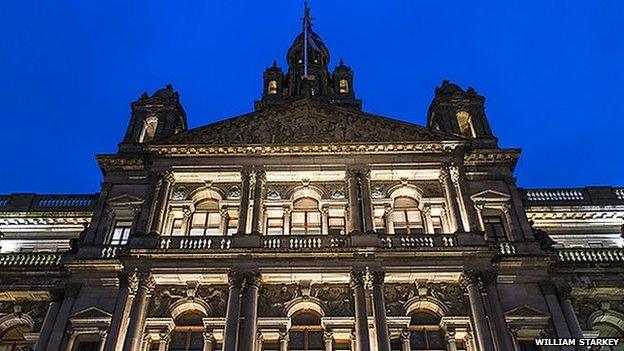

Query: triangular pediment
[[470, 189, 511, 202], [107, 194, 144, 207], [505, 305, 548, 318], [155, 98, 461, 146], [69, 306, 112, 321]]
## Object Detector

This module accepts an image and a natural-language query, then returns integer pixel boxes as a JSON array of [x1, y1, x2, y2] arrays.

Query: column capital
[[138, 272, 156, 293], [159, 330, 171, 343], [400, 329, 410, 340], [219, 206, 230, 218], [227, 270, 246, 287], [279, 330, 290, 342], [448, 165, 461, 185], [458, 270, 480, 290], [556, 284, 573, 300], [254, 169, 267, 183], [98, 328, 108, 341], [345, 168, 360, 180], [242, 271, 262, 290], [350, 269, 367, 288], [203, 331, 215, 342], [501, 201, 513, 213], [480, 269, 498, 286], [121, 271, 140, 295], [163, 170, 176, 184], [323, 331, 334, 341], [240, 168, 252, 181], [370, 270, 385, 286]]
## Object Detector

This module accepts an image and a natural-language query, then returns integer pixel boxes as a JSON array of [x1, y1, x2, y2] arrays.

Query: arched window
[[169, 312, 205, 351], [139, 116, 159, 143], [291, 198, 321, 235], [267, 80, 278, 94], [338, 79, 349, 93], [289, 311, 324, 350], [393, 197, 424, 234], [456, 111, 475, 138], [409, 311, 444, 350], [189, 200, 222, 236]]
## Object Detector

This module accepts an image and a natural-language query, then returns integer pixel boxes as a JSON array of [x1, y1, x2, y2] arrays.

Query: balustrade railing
[[0, 252, 63, 267], [555, 248, 624, 262]]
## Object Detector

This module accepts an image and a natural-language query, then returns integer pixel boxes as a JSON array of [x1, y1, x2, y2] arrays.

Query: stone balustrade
[[556, 247, 624, 262], [0, 252, 63, 267]]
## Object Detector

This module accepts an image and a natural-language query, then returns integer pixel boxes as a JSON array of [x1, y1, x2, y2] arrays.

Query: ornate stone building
[[1, 10, 623, 351]]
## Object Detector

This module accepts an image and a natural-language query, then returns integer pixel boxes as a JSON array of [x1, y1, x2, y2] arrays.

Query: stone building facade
[[1, 13, 623, 351]]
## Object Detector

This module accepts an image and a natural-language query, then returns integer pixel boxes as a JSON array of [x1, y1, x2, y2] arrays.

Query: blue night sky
[[0, 1, 622, 194]]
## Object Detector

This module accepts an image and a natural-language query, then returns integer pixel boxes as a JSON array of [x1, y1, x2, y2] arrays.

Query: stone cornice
[[463, 148, 521, 168], [96, 154, 146, 172], [526, 211, 624, 221], [0, 216, 92, 225], [146, 141, 466, 156]]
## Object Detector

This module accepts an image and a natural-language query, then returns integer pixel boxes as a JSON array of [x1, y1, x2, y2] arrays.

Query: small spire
[[271, 59, 278, 67], [339, 58, 345, 66]]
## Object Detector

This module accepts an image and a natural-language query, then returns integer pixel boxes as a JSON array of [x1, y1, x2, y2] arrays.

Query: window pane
[[207, 213, 221, 227], [407, 210, 422, 223], [189, 228, 204, 236], [191, 213, 206, 227], [292, 212, 306, 225], [393, 211, 406, 223], [205, 228, 220, 236], [307, 212, 321, 225]]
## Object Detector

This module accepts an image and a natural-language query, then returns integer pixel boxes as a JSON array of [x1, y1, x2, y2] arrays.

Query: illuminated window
[[338, 79, 349, 93], [409, 311, 445, 350], [291, 198, 321, 235], [227, 211, 238, 235], [267, 80, 278, 94], [190, 200, 222, 236], [456, 111, 475, 138], [170, 218, 184, 236], [289, 311, 324, 350], [328, 208, 346, 235], [266, 208, 285, 235], [431, 216, 443, 234], [392, 197, 424, 234], [139, 116, 158, 143], [110, 220, 132, 245]]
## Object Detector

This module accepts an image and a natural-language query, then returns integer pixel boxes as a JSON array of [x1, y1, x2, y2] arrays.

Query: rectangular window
[[483, 215, 507, 241], [431, 216, 443, 234], [170, 218, 184, 236], [393, 210, 423, 234], [190, 212, 221, 236], [267, 218, 284, 235], [291, 211, 322, 235], [329, 216, 345, 235], [110, 221, 132, 245]]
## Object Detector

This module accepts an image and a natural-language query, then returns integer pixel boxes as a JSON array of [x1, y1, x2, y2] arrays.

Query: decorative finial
[[339, 58, 345, 66], [271, 59, 277, 67]]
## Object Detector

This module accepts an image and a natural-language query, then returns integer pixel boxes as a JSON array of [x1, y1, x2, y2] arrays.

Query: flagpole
[[303, 1, 309, 78]]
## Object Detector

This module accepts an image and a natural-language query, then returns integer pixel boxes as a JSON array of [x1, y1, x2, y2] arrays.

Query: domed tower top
[[255, 2, 361, 111]]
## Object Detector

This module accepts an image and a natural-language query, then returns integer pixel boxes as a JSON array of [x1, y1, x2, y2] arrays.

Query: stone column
[[445, 331, 458, 351], [501, 203, 517, 241], [149, 171, 175, 235], [321, 206, 330, 234], [539, 281, 573, 348], [255, 331, 263, 351], [223, 271, 244, 351], [219, 207, 230, 235], [237, 169, 252, 234], [123, 272, 156, 351], [359, 169, 375, 233], [85, 182, 113, 244], [97, 330, 108, 351], [558, 286, 587, 351], [351, 270, 371, 351], [279, 331, 289, 351], [283, 207, 292, 235], [421, 204, 434, 234], [346, 169, 363, 233], [370, 271, 390, 351], [34, 290, 62, 351], [324, 331, 334, 351], [383, 204, 394, 234], [238, 272, 262, 350], [157, 332, 170, 351], [65, 329, 79, 351], [459, 271, 494, 351], [46, 284, 80, 351], [203, 331, 215, 351], [251, 170, 267, 234], [400, 330, 411, 351], [104, 272, 139, 351], [448, 165, 479, 232], [350, 332, 358, 351], [481, 271, 514, 351], [439, 169, 461, 233]]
